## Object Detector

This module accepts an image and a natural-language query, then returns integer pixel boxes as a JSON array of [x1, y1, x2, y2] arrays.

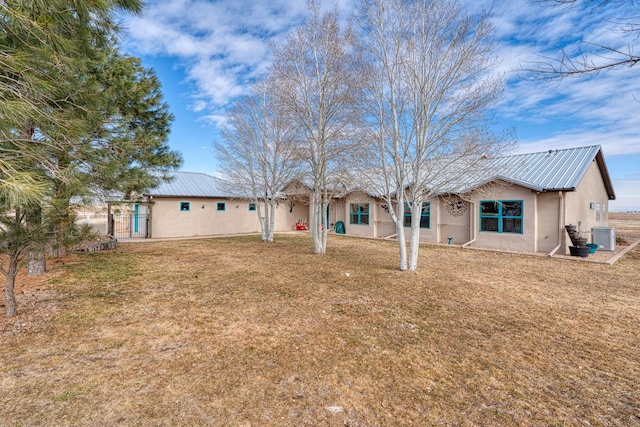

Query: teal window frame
[[479, 200, 523, 234], [180, 201, 190, 212], [216, 202, 226, 211], [248, 202, 257, 212], [403, 202, 430, 229], [349, 203, 369, 225]]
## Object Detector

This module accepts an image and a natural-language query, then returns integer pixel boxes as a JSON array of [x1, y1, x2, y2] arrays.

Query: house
[[133, 145, 615, 255], [140, 171, 308, 238], [329, 145, 615, 254]]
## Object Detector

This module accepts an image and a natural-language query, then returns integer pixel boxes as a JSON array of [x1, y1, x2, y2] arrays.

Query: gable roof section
[[145, 171, 227, 198], [486, 145, 615, 199], [343, 145, 616, 200]]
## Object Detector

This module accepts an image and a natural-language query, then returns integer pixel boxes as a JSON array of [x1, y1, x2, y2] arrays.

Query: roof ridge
[[495, 144, 601, 160]]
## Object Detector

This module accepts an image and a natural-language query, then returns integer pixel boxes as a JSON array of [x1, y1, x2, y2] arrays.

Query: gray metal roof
[[487, 145, 615, 198], [491, 145, 594, 190], [348, 145, 615, 200], [145, 171, 228, 198], [147, 145, 615, 200]]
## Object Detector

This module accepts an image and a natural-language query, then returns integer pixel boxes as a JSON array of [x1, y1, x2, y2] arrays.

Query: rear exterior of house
[[137, 146, 615, 255], [323, 146, 615, 255]]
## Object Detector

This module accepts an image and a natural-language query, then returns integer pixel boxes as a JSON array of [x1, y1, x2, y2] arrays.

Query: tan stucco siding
[[375, 202, 396, 238], [150, 197, 305, 238], [342, 194, 376, 237], [565, 160, 610, 229], [536, 192, 561, 253], [563, 160, 611, 251], [471, 185, 537, 252], [150, 198, 260, 238], [402, 199, 437, 243], [332, 200, 347, 227], [438, 199, 471, 245]]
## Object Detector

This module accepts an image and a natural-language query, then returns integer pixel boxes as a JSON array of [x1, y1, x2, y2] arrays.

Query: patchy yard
[[1, 229, 639, 426]]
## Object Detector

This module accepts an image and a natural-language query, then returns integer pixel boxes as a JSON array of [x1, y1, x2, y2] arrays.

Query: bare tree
[[215, 78, 301, 242], [270, 0, 366, 254], [356, 0, 514, 270], [521, 0, 640, 79]]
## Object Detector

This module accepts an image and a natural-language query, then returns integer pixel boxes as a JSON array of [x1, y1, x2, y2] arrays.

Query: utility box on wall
[[592, 227, 616, 251]]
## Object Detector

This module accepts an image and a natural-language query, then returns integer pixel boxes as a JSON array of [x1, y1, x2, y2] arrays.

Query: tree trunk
[[397, 221, 408, 271], [256, 202, 267, 241], [28, 249, 46, 276], [3, 258, 19, 318], [312, 192, 326, 254], [408, 202, 421, 270], [26, 203, 46, 276], [388, 197, 408, 271], [267, 201, 276, 242]]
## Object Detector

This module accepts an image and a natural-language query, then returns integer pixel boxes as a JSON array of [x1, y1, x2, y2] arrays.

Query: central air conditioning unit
[[592, 227, 616, 251]]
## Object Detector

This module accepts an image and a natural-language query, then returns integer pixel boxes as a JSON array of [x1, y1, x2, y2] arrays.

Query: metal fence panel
[[110, 214, 149, 239]]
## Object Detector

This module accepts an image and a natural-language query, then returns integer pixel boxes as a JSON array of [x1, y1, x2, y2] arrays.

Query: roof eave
[[595, 149, 616, 200]]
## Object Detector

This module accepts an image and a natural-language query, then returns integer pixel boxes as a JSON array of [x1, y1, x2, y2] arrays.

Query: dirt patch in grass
[[1, 232, 639, 426]]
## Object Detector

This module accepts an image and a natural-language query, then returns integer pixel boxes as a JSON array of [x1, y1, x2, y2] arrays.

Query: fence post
[[108, 213, 114, 236]]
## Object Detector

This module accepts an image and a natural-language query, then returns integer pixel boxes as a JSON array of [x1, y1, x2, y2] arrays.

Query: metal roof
[[348, 145, 615, 200], [146, 145, 616, 200], [145, 171, 227, 198], [487, 145, 615, 198]]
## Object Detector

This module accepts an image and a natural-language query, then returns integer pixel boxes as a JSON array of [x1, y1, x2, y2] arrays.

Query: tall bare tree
[[356, 0, 513, 270], [270, 0, 366, 254], [215, 78, 302, 242]]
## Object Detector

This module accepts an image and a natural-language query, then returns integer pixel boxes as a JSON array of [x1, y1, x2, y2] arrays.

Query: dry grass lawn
[[1, 217, 640, 426]]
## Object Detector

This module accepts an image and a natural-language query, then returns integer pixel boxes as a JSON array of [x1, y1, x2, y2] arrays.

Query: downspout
[[548, 191, 564, 256], [461, 201, 476, 248]]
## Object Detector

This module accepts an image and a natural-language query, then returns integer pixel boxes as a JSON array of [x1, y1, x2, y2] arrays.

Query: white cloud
[[123, 0, 314, 111]]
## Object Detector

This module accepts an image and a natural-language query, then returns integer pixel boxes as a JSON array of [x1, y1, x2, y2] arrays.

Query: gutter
[[461, 201, 476, 248], [548, 191, 564, 257]]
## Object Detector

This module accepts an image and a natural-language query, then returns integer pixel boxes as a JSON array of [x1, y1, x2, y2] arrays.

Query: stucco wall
[[564, 160, 610, 249], [438, 199, 471, 245], [375, 202, 396, 238], [536, 192, 562, 253], [338, 195, 440, 241], [470, 184, 537, 252], [401, 199, 437, 243], [150, 197, 305, 238], [342, 194, 377, 237]]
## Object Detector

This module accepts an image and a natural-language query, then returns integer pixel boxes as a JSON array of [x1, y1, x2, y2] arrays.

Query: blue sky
[[121, 0, 640, 211]]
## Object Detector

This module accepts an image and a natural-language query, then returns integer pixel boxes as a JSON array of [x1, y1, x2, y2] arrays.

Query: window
[[217, 202, 226, 211], [350, 203, 369, 225], [248, 202, 257, 212], [480, 200, 523, 234], [403, 202, 430, 228], [180, 202, 190, 212]]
